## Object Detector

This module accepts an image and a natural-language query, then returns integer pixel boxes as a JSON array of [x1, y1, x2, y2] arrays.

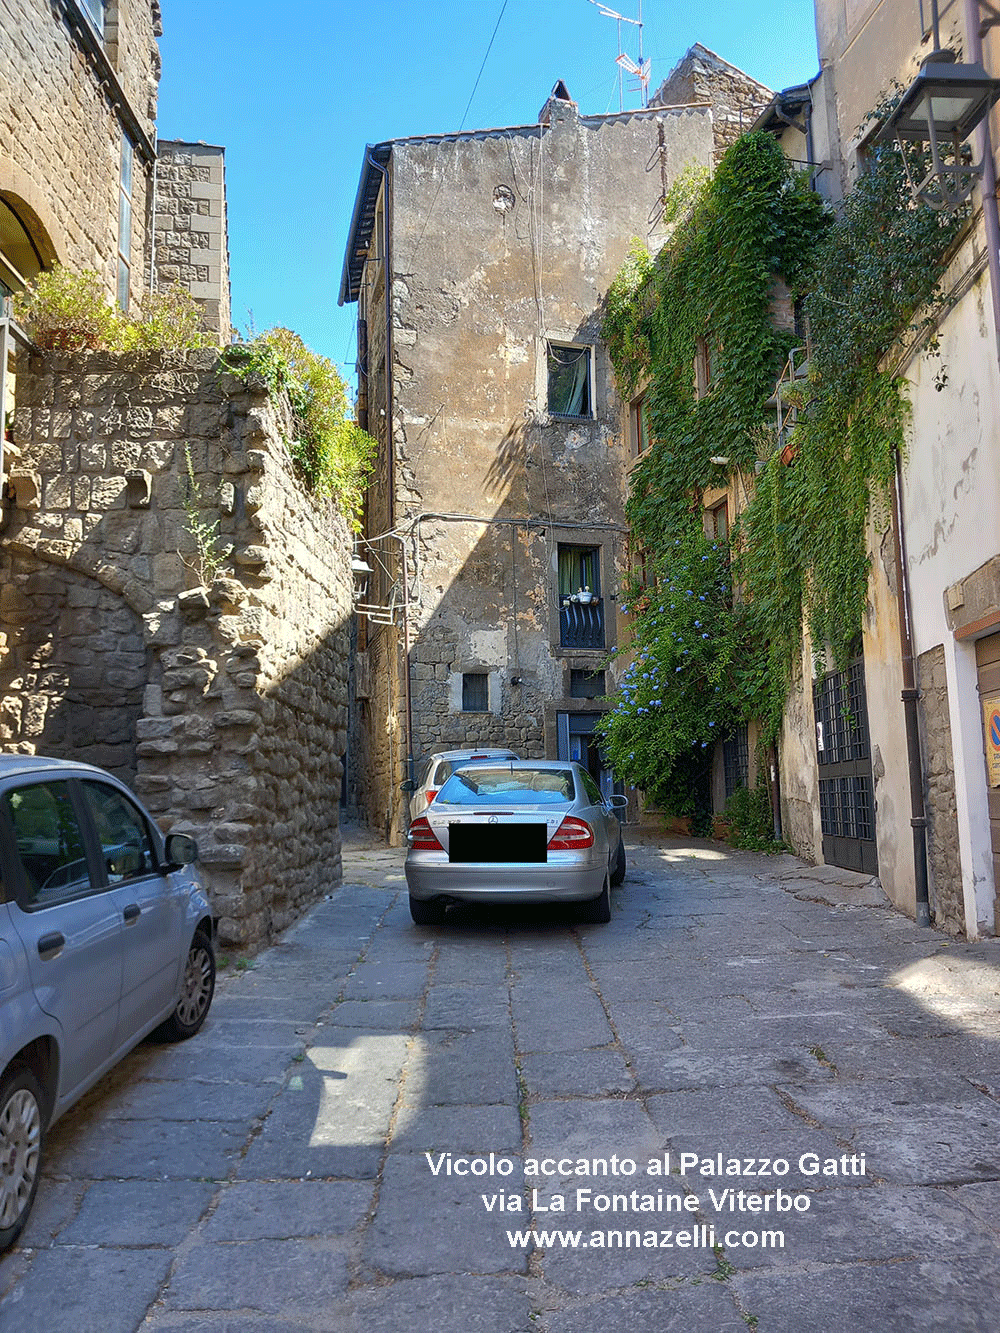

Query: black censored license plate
[[448, 822, 547, 863]]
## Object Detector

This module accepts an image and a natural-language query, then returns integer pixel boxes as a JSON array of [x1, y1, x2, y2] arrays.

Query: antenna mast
[[588, 0, 650, 110]]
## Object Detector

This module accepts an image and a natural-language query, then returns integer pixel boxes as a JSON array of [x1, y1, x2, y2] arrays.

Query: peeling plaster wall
[[1, 348, 353, 950], [356, 99, 715, 840]]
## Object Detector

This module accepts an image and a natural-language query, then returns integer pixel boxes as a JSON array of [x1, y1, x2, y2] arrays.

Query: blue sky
[[157, 0, 820, 383]]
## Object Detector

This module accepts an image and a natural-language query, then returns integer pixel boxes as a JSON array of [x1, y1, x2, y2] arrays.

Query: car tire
[[578, 876, 612, 924], [0, 1065, 45, 1253], [409, 894, 446, 926], [610, 838, 627, 887], [154, 929, 215, 1041]]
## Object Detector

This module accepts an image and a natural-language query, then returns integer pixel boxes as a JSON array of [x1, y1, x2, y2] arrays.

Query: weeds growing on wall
[[180, 446, 227, 586], [599, 127, 963, 811], [219, 329, 375, 524]]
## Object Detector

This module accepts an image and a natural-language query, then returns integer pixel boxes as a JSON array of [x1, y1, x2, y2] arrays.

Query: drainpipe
[[964, 0, 1000, 368], [364, 149, 412, 799], [892, 454, 931, 927]]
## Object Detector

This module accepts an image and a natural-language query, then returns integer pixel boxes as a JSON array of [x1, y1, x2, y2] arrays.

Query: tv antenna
[[588, 1, 650, 110]]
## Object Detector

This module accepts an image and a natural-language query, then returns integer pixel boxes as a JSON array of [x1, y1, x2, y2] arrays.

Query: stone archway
[[0, 551, 149, 784]]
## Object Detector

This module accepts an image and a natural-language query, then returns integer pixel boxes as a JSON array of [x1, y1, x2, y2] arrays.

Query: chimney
[[538, 80, 578, 125]]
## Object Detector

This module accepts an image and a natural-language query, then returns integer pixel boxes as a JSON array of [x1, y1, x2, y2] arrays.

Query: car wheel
[[578, 876, 612, 924], [610, 838, 627, 887], [155, 929, 215, 1041], [409, 894, 446, 926], [0, 1065, 45, 1253]]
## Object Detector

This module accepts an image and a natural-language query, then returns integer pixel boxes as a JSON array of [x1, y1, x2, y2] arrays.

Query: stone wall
[[1, 348, 353, 950], [1, 0, 160, 306], [652, 43, 773, 163], [154, 141, 231, 339], [916, 644, 964, 934]]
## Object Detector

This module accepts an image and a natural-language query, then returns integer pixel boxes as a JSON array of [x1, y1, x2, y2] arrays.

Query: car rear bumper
[[405, 857, 607, 904]]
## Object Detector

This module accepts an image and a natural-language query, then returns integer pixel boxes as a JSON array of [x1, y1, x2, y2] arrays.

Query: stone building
[[1, 0, 161, 310], [153, 141, 232, 340], [746, 0, 1000, 938], [340, 80, 716, 842], [1, 2, 229, 330], [651, 43, 775, 164]]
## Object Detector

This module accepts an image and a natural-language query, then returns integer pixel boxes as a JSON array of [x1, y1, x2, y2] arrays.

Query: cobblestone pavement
[[2, 826, 1000, 1331]]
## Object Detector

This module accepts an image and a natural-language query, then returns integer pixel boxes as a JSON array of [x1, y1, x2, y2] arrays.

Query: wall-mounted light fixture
[[878, 6, 1000, 211], [351, 554, 373, 604]]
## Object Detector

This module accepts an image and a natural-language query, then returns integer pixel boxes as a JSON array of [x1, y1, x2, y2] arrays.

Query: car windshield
[[435, 766, 576, 805]]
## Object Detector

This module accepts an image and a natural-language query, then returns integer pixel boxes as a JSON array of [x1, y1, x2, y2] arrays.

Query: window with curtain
[[558, 545, 600, 597], [547, 343, 591, 417]]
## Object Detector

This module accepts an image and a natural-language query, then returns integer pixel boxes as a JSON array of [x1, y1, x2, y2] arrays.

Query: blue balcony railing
[[560, 597, 605, 649]]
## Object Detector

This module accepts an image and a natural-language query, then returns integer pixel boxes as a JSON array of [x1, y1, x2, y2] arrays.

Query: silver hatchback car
[[405, 759, 626, 926], [0, 754, 215, 1251]]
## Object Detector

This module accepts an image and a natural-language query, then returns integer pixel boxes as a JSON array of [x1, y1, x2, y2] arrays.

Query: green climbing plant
[[598, 125, 964, 812]]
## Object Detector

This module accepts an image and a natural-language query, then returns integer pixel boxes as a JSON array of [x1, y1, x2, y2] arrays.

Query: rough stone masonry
[[0, 347, 353, 949]]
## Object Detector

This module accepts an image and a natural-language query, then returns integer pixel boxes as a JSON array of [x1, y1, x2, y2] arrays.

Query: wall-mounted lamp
[[351, 554, 373, 603], [879, 48, 1000, 210]]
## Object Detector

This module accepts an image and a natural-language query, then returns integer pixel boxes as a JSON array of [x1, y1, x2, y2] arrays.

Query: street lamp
[[879, 43, 1000, 211], [351, 554, 373, 604]]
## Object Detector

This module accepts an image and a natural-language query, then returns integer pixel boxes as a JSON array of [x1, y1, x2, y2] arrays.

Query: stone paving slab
[[734, 1256, 999, 1331], [162, 1239, 350, 1317], [363, 1153, 529, 1278], [60, 1181, 217, 1246]]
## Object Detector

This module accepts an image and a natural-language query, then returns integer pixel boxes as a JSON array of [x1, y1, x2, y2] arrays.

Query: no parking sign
[[985, 695, 1000, 788]]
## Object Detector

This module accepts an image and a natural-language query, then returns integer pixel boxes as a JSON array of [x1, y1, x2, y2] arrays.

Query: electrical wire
[[458, 0, 510, 132], [402, 0, 510, 272]]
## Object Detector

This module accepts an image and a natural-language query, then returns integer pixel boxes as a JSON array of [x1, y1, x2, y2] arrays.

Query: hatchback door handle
[[37, 932, 65, 960], [123, 904, 140, 924]]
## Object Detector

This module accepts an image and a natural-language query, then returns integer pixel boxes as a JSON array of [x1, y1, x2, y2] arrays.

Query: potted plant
[[577, 585, 593, 604]]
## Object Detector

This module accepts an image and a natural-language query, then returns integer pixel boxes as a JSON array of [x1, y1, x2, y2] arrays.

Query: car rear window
[[435, 767, 576, 805]]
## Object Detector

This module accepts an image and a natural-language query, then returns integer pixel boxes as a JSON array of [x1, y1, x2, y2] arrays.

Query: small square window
[[548, 343, 591, 417], [462, 672, 489, 712], [570, 669, 605, 698]]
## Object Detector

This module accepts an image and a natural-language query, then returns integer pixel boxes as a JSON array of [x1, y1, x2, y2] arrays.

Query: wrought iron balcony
[[560, 597, 605, 650]]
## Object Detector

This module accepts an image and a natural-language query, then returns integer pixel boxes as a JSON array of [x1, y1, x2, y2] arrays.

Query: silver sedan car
[[405, 760, 626, 926]]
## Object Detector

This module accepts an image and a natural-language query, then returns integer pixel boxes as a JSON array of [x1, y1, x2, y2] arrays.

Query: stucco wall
[[355, 97, 715, 839], [1, 348, 353, 950]]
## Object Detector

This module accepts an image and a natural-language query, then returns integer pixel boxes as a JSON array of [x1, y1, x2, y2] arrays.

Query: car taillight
[[409, 816, 443, 850], [426, 789, 438, 803], [548, 816, 595, 850]]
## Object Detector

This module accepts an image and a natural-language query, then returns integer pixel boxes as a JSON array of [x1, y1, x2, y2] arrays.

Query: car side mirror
[[164, 832, 198, 867], [608, 794, 629, 809], [400, 779, 417, 792]]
